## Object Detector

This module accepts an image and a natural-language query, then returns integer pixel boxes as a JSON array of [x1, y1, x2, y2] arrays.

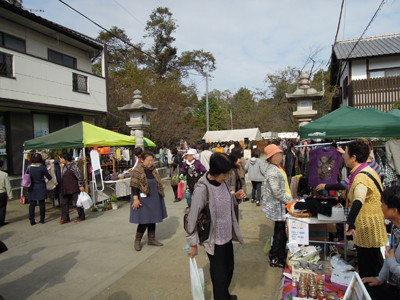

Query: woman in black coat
[[27, 153, 57, 225], [169, 146, 182, 202]]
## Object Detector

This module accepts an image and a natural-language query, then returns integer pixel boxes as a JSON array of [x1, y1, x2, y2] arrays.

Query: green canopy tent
[[388, 109, 400, 117], [300, 106, 400, 140], [22, 122, 155, 196], [24, 121, 137, 149]]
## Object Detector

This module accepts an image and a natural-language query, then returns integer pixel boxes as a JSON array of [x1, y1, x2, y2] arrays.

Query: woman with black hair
[[169, 146, 182, 202], [130, 151, 167, 251], [187, 153, 245, 300], [28, 153, 57, 225], [59, 152, 85, 224], [343, 141, 387, 278], [245, 148, 265, 206]]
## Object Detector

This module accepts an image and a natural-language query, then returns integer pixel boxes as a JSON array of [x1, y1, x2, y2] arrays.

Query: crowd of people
[[1, 137, 399, 300]]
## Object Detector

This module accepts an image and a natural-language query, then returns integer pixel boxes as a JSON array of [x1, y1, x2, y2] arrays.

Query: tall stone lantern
[[118, 90, 157, 149], [286, 72, 324, 127]]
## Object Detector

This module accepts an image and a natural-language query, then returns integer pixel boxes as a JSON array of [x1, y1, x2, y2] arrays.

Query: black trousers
[[366, 282, 400, 300], [137, 223, 156, 234], [61, 192, 85, 221], [270, 221, 287, 261], [356, 245, 383, 278], [172, 185, 178, 199], [207, 240, 234, 300], [29, 200, 45, 223], [0, 192, 7, 225]]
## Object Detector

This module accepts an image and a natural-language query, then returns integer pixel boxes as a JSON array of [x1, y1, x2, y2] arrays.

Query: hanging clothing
[[386, 139, 400, 175], [308, 147, 343, 187]]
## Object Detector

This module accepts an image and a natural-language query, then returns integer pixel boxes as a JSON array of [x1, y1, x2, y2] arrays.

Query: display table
[[285, 214, 348, 261], [91, 178, 131, 203], [281, 266, 348, 299]]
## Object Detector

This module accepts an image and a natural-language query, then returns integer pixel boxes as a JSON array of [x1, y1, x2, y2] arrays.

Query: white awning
[[202, 128, 263, 142]]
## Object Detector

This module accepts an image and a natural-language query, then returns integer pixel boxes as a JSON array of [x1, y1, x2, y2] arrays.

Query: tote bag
[[21, 166, 31, 188], [170, 166, 180, 186]]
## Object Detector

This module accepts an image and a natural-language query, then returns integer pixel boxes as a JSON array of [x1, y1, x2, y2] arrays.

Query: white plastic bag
[[330, 254, 355, 272], [190, 257, 205, 300], [77, 192, 93, 210]]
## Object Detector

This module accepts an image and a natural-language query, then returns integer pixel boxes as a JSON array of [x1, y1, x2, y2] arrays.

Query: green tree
[[144, 7, 216, 78], [193, 92, 230, 131]]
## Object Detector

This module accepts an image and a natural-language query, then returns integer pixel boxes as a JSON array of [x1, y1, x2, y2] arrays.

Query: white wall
[[351, 60, 367, 80], [0, 18, 99, 74], [0, 48, 107, 113], [369, 55, 400, 70]]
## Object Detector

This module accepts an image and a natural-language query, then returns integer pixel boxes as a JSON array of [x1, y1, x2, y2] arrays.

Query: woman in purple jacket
[[181, 149, 206, 207]]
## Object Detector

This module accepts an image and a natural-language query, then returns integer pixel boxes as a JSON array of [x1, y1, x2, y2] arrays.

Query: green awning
[[24, 122, 137, 150], [300, 106, 400, 140]]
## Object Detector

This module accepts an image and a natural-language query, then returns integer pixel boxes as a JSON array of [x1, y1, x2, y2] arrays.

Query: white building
[[330, 33, 400, 111], [0, 2, 108, 174]]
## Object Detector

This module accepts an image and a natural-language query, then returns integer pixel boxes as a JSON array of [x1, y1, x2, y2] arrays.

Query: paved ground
[[0, 177, 283, 300]]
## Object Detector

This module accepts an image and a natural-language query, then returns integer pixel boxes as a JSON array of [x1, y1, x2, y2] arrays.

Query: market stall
[[23, 121, 139, 202], [272, 107, 400, 299]]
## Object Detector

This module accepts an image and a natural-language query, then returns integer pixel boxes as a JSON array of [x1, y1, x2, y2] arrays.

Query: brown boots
[[135, 231, 144, 251], [147, 231, 163, 246], [135, 231, 163, 251]]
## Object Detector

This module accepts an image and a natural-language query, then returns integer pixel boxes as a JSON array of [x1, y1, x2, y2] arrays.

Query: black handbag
[[184, 183, 211, 243]]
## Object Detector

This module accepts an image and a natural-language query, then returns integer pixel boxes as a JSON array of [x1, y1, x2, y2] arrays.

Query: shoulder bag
[[360, 171, 383, 194], [184, 182, 211, 243], [21, 166, 31, 188]]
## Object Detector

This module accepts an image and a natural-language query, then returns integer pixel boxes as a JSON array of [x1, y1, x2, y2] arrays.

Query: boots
[[147, 231, 163, 246], [135, 231, 144, 251]]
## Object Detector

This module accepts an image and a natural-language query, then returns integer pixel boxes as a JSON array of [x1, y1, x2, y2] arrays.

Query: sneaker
[[74, 219, 83, 223], [59, 220, 69, 224], [243, 198, 250, 202], [251, 199, 256, 203], [256, 201, 260, 206], [270, 258, 285, 268]]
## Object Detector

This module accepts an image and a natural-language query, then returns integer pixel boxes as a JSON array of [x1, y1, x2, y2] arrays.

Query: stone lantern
[[118, 90, 157, 149], [286, 72, 324, 127]]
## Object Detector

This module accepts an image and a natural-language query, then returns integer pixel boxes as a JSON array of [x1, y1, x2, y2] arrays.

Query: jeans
[[251, 181, 262, 202], [186, 192, 192, 207]]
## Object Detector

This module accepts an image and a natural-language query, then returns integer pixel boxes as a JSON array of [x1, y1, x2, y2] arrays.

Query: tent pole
[[21, 151, 26, 198], [83, 148, 88, 194]]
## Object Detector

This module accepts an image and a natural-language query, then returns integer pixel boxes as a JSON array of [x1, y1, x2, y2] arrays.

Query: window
[[0, 32, 26, 53], [48, 49, 76, 69], [33, 114, 49, 138], [370, 68, 400, 78], [0, 52, 12, 77], [73, 73, 88, 93]]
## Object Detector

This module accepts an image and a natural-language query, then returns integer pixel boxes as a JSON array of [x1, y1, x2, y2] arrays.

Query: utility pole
[[322, 69, 325, 116], [206, 73, 209, 132]]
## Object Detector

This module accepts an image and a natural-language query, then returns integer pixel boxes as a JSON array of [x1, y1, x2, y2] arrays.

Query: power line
[[113, 0, 146, 28], [58, 0, 203, 78], [334, 0, 387, 87]]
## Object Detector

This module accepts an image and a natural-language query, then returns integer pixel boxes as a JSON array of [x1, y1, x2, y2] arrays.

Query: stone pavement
[[0, 177, 283, 300]]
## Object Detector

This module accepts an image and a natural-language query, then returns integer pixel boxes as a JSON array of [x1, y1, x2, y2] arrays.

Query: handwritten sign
[[288, 219, 309, 245], [331, 269, 354, 286]]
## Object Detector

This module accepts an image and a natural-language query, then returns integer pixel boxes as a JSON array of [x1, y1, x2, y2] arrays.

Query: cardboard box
[[309, 224, 328, 241], [318, 206, 346, 222]]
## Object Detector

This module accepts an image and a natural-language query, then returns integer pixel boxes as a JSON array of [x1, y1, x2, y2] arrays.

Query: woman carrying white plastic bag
[[190, 257, 205, 300]]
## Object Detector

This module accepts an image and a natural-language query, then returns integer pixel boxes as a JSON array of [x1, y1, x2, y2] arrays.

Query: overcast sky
[[24, 0, 400, 97]]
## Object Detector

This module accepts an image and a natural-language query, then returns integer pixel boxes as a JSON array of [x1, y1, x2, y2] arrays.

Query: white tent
[[202, 128, 263, 142], [261, 131, 278, 139], [278, 132, 298, 139]]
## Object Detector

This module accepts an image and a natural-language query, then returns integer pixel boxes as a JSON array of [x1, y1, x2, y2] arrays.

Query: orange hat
[[264, 144, 283, 160]]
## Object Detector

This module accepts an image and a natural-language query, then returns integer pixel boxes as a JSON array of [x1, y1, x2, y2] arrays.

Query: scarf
[[130, 162, 165, 197], [347, 162, 369, 191]]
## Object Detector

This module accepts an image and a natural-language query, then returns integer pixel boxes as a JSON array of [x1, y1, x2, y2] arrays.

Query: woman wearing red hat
[[263, 144, 295, 268]]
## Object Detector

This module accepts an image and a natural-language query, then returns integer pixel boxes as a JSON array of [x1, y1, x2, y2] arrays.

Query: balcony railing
[[348, 76, 400, 111]]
